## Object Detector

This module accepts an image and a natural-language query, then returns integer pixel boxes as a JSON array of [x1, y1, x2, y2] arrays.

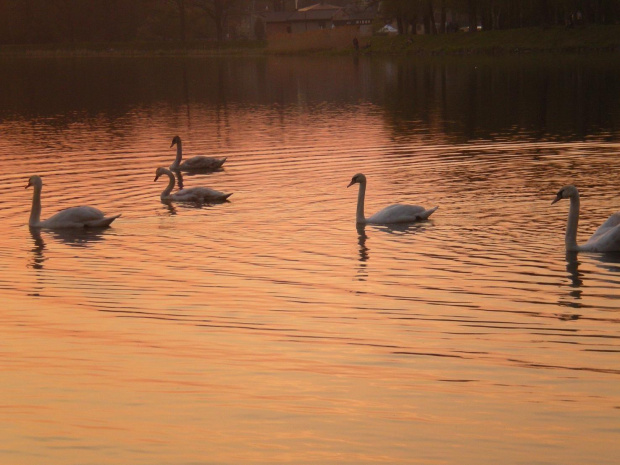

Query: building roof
[[288, 9, 341, 21], [298, 3, 341, 12]]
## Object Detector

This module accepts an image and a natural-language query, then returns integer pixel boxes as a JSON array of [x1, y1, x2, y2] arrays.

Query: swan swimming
[[154, 167, 232, 202], [170, 136, 227, 172], [347, 173, 438, 224], [552, 185, 620, 252], [26, 175, 120, 229]]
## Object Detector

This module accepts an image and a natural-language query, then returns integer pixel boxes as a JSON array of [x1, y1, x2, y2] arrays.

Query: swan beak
[[154, 175, 160, 182], [25, 180, 32, 189], [347, 181, 355, 188], [551, 195, 561, 205]]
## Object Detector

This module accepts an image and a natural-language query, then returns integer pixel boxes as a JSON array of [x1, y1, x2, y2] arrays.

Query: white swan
[[170, 136, 226, 171], [26, 175, 121, 229], [154, 167, 232, 202], [552, 185, 620, 252], [347, 173, 438, 224]]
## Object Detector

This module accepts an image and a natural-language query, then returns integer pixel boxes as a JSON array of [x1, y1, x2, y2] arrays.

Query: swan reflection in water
[[558, 250, 620, 316], [355, 223, 369, 281], [354, 222, 432, 281], [29, 227, 111, 269], [562, 251, 584, 311]]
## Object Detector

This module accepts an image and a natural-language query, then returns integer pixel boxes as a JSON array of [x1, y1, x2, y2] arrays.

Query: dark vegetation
[[380, 0, 620, 34], [0, 1, 618, 55], [1, 1, 619, 45]]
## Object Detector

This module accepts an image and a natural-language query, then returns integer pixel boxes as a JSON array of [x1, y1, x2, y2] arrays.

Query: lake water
[[0, 55, 619, 465]]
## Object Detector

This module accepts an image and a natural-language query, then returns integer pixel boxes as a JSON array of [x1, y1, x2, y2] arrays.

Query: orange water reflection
[[0, 56, 619, 465]]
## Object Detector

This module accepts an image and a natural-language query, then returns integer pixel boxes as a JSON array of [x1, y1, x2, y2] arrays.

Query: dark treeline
[[381, 0, 620, 34], [0, 0, 157, 44], [0, 0, 272, 44], [1, 0, 619, 45]]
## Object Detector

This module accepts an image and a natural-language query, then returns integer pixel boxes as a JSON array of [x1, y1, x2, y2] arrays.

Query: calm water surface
[[0, 55, 619, 464]]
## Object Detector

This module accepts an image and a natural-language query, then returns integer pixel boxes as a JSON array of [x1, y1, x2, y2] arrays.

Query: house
[[289, 3, 341, 33], [264, 2, 376, 38], [333, 8, 375, 36]]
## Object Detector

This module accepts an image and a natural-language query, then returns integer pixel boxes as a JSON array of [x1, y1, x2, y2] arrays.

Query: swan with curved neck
[[552, 185, 620, 252], [26, 175, 120, 229], [154, 167, 232, 202], [347, 173, 438, 224], [170, 136, 227, 172]]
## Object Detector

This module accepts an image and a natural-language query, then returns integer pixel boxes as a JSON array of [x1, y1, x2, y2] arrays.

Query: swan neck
[[356, 180, 366, 223], [565, 194, 580, 251], [29, 184, 42, 227], [161, 170, 175, 198], [171, 141, 183, 168]]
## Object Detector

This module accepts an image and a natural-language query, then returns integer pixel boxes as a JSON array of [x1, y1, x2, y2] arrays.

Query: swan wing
[[172, 187, 231, 202], [367, 204, 437, 224], [590, 212, 620, 239], [180, 156, 226, 171], [40, 206, 119, 229], [584, 214, 620, 252], [192, 187, 231, 201]]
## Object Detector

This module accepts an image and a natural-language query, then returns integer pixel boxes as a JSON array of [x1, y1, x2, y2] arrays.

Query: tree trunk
[[177, 0, 186, 43], [426, 0, 437, 34], [440, 0, 446, 33], [468, 0, 477, 32]]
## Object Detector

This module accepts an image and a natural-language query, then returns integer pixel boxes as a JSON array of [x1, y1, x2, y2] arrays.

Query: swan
[[170, 136, 226, 171], [347, 173, 438, 224], [26, 175, 121, 229], [552, 185, 620, 252], [154, 167, 232, 202]]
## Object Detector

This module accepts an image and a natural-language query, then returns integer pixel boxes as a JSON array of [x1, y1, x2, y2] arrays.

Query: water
[[0, 55, 619, 465]]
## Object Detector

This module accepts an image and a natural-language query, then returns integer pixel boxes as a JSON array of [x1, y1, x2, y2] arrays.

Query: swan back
[[172, 187, 232, 202], [368, 204, 437, 224], [180, 156, 227, 171], [40, 207, 121, 229]]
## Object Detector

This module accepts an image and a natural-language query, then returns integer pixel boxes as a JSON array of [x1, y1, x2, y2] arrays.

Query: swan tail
[[223, 193, 233, 200], [84, 214, 121, 228], [217, 157, 227, 169], [420, 206, 438, 220]]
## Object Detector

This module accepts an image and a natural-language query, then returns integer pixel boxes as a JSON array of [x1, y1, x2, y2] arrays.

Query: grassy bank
[[366, 24, 620, 55], [0, 39, 266, 57], [1, 24, 619, 57]]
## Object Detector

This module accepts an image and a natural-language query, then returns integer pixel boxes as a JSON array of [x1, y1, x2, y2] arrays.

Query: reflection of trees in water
[[381, 56, 620, 142], [1, 56, 619, 143]]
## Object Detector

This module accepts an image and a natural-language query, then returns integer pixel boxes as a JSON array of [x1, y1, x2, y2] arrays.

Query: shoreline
[[1, 25, 619, 58]]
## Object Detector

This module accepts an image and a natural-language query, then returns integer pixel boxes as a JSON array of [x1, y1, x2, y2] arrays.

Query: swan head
[[552, 185, 578, 205], [347, 173, 367, 188], [154, 167, 170, 182], [26, 175, 42, 190], [170, 135, 181, 148]]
